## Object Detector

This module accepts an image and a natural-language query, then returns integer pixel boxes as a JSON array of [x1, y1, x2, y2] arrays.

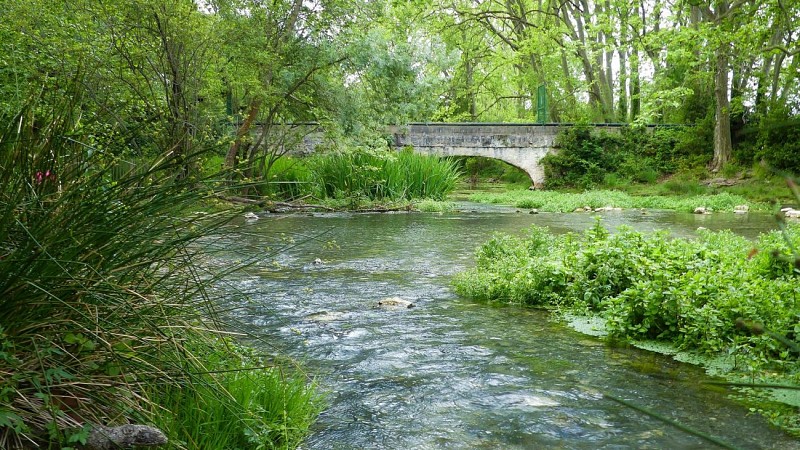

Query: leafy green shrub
[[755, 107, 800, 175], [543, 126, 687, 189], [542, 127, 622, 188], [453, 220, 800, 369]]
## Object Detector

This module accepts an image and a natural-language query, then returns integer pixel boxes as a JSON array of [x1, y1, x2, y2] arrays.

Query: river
[[215, 205, 798, 449]]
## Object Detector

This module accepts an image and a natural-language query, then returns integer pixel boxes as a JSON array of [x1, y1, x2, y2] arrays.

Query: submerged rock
[[734, 204, 749, 214], [693, 206, 712, 215], [377, 296, 415, 309], [305, 311, 345, 322], [243, 212, 259, 221]]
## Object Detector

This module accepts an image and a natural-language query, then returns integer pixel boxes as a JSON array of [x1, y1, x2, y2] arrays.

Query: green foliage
[[151, 342, 323, 450], [0, 93, 318, 447], [258, 157, 315, 200], [453, 220, 800, 373], [310, 147, 461, 202], [542, 127, 694, 189], [754, 108, 800, 175], [459, 157, 530, 185], [415, 199, 457, 212], [541, 128, 622, 188]]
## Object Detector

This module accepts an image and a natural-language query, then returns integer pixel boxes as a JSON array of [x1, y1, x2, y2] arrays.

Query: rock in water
[[786, 209, 800, 219], [306, 311, 344, 322], [377, 296, 415, 309]]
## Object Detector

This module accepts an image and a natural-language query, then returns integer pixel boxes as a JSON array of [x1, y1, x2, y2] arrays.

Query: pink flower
[[34, 170, 56, 185]]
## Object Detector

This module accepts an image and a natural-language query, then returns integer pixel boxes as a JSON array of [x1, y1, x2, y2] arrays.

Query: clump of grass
[[310, 147, 461, 202], [415, 199, 457, 212], [151, 342, 323, 449], [661, 175, 708, 196]]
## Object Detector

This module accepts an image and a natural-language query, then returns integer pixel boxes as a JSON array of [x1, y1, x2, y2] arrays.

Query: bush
[[755, 107, 800, 175], [453, 220, 800, 367], [542, 126, 687, 189]]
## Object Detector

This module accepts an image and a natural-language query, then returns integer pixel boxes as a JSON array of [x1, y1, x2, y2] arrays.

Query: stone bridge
[[390, 123, 588, 186], [267, 122, 651, 185]]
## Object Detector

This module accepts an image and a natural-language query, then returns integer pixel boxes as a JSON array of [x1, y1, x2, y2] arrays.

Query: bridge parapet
[[392, 124, 562, 150]]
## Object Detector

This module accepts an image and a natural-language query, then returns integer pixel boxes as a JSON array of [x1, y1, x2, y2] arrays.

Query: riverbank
[[455, 172, 797, 212], [452, 220, 800, 435]]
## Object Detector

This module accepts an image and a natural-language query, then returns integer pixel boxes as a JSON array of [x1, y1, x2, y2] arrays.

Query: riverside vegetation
[[238, 146, 461, 210], [0, 101, 321, 448], [452, 218, 800, 433], [3, 0, 798, 447], [465, 125, 799, 211]]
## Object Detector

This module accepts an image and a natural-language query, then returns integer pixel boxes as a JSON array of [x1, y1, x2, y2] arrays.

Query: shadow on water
[[214, 206, 798, 449]]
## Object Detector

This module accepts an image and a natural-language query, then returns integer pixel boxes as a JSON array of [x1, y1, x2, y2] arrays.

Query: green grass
[[151, 343, 323, 450], [415, 199, 457, 212], [467, 188, 768, 213]]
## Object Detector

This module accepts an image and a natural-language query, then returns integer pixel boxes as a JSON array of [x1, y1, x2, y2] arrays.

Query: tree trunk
[[630, 49, 640, 121], [225, 99, 262, 169], [617, 47, 628, 121], [711, 43, 732, 172]]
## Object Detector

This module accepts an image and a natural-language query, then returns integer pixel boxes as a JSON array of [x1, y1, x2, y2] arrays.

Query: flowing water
[[215, 205, 798, 449]]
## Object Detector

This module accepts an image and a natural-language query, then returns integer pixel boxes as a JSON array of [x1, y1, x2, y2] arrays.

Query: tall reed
[[0, 91, 320, 447], [310, 147, 461, 201]]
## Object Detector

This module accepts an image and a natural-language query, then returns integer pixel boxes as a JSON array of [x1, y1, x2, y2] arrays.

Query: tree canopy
[[1, 0, 798, 174]]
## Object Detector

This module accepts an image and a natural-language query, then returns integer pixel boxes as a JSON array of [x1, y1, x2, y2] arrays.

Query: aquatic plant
[[453, 220, 800, 368], [310, 147, 461, 201], [415, 199, 457, 213]]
